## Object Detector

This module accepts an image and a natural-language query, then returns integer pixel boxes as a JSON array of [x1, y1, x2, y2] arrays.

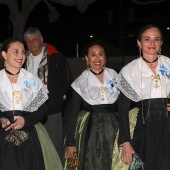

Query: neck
[[5, 68, 20, 76], [142, 56, 158, 64], [90, 68, 103, 75], [32, 47, 43, 56]]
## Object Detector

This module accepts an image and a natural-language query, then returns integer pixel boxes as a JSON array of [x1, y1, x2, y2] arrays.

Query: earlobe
[[137, 40, 141, 47]]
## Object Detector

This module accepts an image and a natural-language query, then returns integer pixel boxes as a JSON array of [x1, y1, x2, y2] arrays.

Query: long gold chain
[[159, 57, 168, 116], [8, 69, 33, 111], [10, 83, 15, 116], [140, 60, 151, 124], [87, 71, 100, 100], [141, 57, 168, 124], [87, 70, 108, 101]]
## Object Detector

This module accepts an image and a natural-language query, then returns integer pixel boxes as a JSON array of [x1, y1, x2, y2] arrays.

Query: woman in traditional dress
[[0, 38, 63, 170], [117, 24, 170, 170], [64, 42, 120, 170]]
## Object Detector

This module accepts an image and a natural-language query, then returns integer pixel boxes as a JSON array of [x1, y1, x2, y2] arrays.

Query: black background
[[0, 0, 170, 57]]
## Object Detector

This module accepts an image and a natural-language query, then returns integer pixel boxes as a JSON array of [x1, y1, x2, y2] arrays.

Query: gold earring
[[139, 47, 142, 57], [158, 48, 161, 57], [86, 62, 90, 70], [4, 60, 8, 67]]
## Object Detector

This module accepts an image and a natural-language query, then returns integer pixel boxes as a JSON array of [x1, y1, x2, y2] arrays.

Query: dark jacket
[[24, 43, 72, 115]]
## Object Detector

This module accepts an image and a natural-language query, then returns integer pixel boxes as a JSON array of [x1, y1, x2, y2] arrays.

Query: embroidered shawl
[[0, 68, 48, 112], [72, 67, 120, 105], [117, 55, 170, 102]]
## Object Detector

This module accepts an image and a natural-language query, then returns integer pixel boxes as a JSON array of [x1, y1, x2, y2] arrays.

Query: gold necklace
[[87, 70, 108, 101], [8, 69, 34, 110], [151, 74, 160, 89]]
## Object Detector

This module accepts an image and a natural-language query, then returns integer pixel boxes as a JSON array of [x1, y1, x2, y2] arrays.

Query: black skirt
[[0, 127, 45, 170], [66, 104, 119, 170], [132, 98, 170, 170]]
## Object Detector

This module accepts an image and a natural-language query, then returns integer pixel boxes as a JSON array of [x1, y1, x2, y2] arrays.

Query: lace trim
[[0, 101, 8, 112], [117, 74, 140, 102], [24, 85, 48, 112]]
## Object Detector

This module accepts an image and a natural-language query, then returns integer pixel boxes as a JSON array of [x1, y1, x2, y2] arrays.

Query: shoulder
[[160, 55, 170, 68], [105, 67, 118, 75], [20, 68, 41, 82], [75, 70, 87, 81], [0, 69, 4, 76], [160, 55, 170, 61], [120, 58, 140, 73], [72, 70, 87, 86], [44, 43, 59, 56]]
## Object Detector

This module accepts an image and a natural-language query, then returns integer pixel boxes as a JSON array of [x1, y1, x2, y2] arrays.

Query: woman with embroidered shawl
[[0, 38, 63, 170], [64, 42, 120, 170], [115, 25, 170, 170]]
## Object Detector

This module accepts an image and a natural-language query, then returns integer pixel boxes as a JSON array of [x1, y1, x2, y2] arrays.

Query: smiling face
[[137, 28, 163, 57], [2, 41, 26, 72], [85, 45, 106, 73], [25, 34, 43, 56]]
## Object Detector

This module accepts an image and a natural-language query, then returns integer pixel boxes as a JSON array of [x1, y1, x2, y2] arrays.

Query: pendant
[[27, 85, 32, 92], [100, 86, 107, 101], [151, 74, 160, 89], [12, 91, 21, 104]]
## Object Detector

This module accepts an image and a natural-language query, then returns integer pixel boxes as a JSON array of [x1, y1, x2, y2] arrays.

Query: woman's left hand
[[167, 103, 170, 111], [65, 146, 77, 159], [7, 116, 25, 130]]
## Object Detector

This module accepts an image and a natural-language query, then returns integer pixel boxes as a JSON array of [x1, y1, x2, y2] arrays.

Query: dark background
[[0, 0, 170, 58]]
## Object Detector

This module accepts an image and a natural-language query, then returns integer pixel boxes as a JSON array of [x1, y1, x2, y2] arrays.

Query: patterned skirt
[[64, 104, 119, 170]]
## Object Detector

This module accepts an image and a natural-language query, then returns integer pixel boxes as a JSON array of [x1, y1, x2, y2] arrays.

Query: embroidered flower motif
[[107, 79, 118, 93], [23, 78, 37, 94], [159, 64, 170, 79]]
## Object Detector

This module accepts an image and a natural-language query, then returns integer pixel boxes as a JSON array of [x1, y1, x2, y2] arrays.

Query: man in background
[[24, 27, 72, 158]]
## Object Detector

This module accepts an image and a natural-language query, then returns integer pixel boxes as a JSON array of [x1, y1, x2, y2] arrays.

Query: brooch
[[107, 79, 118, 93], [23, 78, 37, 94], [159, 64, 170, 79]]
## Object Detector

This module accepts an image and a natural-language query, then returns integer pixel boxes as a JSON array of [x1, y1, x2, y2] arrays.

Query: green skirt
[[35, 123, 63, 170], [112, 107, 139, 170]]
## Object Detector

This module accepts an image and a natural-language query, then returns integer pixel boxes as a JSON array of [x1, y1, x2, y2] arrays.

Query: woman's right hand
[[121, 142, 135, 164], [65, 146, 77, 159], [0, 118, 10, 130]]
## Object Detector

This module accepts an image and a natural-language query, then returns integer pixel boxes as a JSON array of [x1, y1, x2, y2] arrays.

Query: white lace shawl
[[0, 68, 48, 112], [117, 55, 170, 102], [71, 67, 120, 105]]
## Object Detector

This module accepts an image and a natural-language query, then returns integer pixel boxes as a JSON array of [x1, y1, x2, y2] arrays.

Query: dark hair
[[84, 41, 105, 56], [137, 24, 163, 41], [0, 38, 22, 60], [24, 27, 43, 42]]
